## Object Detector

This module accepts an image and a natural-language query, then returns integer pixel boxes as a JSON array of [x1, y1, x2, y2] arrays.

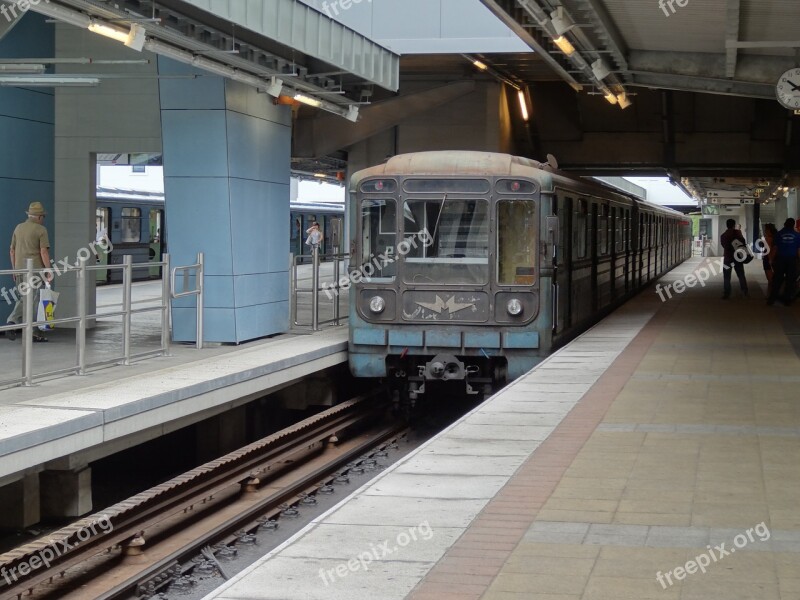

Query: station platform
[[203, 256, 800, 600], [0, 262, 348, 488]]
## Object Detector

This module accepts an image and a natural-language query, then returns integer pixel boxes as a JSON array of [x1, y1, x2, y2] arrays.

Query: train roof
[[351, 150, 685, 219], [350, 151, 552, 184]]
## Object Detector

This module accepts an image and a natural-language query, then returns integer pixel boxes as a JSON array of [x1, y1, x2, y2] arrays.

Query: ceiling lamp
[[0, 64, 46, 74], [125, 24, 146, 52], [87, 22, 130, 44], [0, 76, 100, 87], [518, 90, 530, 121], [604, 91, 617, 105], [553, 36, 576, 56], [617, 92, 632, 109], [294, 93, 322, 107]]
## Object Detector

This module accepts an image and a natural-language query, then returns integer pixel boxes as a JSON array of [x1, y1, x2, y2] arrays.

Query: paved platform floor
[[0, 263, 349, 485], [203, 257, 800, 600]]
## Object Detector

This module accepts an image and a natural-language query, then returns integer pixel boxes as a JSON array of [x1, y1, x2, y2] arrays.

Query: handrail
[[0, 252, 204, 390], [170, 252, 204, 349], [291, 248, 349, 331]]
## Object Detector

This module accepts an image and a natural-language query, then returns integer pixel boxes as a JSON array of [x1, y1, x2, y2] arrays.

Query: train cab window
[[361, 199, 397, 280], [121, 207, 141, 243], [402, 198, 489, 285], [497, 200, 536, 285], [598, 205, 610, 256], [574, 199, 588, 259]]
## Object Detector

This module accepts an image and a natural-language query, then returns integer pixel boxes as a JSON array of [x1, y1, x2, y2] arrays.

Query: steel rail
[[0, 395, 385, 599], [96, 423, 404, 600]]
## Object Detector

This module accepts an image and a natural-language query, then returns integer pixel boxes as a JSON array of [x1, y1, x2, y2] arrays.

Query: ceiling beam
[[725, 0, 740, 78]]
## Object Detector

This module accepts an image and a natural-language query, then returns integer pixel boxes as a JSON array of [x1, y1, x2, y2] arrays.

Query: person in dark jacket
[[719, 219, 748, 299], [767, 218, 800, 306]]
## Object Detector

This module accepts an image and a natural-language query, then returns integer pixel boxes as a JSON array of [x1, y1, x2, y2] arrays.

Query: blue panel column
[[158, 58, 291, 343], [0, 14, 54, 324]]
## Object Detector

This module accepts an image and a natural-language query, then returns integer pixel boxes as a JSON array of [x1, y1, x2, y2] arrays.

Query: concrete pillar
[[0, 474, 40, 529], [159, 59, 292, 343], [53, 26, 161, 322], [0, 13, 54, 325], [40, 467, 92, 519]]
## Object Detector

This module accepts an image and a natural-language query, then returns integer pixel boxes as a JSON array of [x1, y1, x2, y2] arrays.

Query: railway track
[[0, 393, 401, 600]]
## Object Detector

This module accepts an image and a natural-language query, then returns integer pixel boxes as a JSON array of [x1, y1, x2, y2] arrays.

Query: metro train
[[95, 189, 344, 283], [347, 151, 692, 402]]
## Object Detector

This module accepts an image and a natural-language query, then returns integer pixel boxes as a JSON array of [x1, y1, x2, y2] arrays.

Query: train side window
[[574, 199, 588, 259], [497, 200, 536, 285], [121, 207, 141, 243], [614, 207, 624, 253], [598, 204, 610, 256], [361, 199, 396, 280]]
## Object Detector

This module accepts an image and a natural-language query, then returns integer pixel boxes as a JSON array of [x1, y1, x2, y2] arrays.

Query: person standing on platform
[[762, 223, 778, 298], [6, 202, 53, 341], [305, 221, 322, 249], [720, 218, 749, 299], [767, 218, 800, 306]]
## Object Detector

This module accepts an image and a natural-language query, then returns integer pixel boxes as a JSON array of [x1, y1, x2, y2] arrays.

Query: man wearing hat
[[6, 202, 52, 341]]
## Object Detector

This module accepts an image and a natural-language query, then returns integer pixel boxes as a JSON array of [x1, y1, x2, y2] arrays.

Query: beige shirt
[[11, 219, 50, 270]]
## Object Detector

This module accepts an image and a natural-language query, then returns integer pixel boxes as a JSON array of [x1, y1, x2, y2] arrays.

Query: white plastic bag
[[37, 283, 59, 331]]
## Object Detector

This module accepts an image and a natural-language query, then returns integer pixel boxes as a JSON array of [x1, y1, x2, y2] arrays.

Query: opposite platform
[[202, 256, 800, 600]]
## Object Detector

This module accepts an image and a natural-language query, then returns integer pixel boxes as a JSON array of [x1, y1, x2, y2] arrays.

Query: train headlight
[[506, 298, 524, 316], [369, 296, 386, 314]]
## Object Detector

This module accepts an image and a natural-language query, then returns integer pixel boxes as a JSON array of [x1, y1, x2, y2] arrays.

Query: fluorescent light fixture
[[294, 93, 322, 107], [604, 91, 617, 104], [0, 76, 100, 87], [591, 59, 611, 81], [88, 22, 130, 44], [313, 173, 327, 178], [617, 92, 632, 109], [518, 90, 529, 121], [266, 77, 283, 97], [345, 105, 359, 122], [0, 64, 46, 74], [553, 36, 576, 56], [549, 7, 575, 36], [472, 59, 488, 71], [125, 23, 146, 52]]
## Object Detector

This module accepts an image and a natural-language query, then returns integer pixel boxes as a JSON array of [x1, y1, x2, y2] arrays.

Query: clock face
[[776, 68, 800, 110]]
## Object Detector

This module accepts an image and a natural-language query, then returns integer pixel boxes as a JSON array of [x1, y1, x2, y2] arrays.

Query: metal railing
[[171, 253, 204, 350], [0, 252, 205, 389], [290, 246, 349, 331]]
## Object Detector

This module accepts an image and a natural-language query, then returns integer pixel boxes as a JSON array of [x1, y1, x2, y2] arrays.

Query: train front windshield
[[402, 199, 489, 285]]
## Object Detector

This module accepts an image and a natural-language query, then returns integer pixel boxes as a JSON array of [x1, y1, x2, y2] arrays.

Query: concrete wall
[[54, 25, 161, 319], [0, 14, 54, 324]]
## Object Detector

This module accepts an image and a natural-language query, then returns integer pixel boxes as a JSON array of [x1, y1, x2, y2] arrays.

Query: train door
[[290, 213, 302, 258], [590, 202, 598, 312], [96, 207, 110, 284], [149, 208, 164, 278], [554, 194, 572, 334], [329, 217, 343, 254]]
